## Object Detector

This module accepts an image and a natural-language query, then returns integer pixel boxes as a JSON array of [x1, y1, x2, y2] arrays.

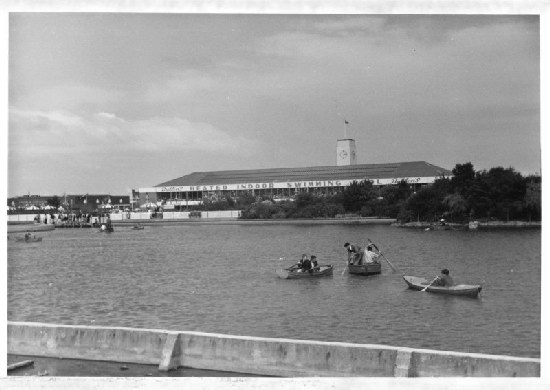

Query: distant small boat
[[425, 224, 451, 231], [276, 265, 333, 279], [131, 225, 144, 230], [14, 236, 43, 243], [347, 262, 382, 276], [403, 275, 482, 298]]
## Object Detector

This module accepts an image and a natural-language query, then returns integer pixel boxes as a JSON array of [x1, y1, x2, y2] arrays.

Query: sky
[[6, 12, 541, 197]]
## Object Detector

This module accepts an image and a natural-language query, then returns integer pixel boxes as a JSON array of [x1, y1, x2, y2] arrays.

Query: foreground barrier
[[7, 322, 540, 377]]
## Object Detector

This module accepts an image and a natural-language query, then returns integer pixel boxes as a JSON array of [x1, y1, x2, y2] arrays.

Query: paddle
[[341, 263, 348, 275], [367, 239, 398, 273], [421, 276, 439, 292]]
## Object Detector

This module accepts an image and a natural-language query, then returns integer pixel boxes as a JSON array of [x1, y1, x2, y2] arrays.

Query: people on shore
[[433, 269, 454, 287], [344, 242, 362, 265]]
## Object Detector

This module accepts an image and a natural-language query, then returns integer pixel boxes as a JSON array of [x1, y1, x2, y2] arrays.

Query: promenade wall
[[7, 322, 540, 377]]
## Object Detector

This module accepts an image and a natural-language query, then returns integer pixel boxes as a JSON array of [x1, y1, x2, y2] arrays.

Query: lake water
[[7, 223, 541, 358]]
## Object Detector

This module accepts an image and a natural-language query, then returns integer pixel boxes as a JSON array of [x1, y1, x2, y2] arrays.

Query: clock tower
[[336, 139, 357, 166]]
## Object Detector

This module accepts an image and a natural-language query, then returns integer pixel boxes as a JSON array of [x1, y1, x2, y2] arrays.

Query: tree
[[523, 176, 541, 222], [400, 178, 449, 222], [442, 194, 468, 222], [341, 180, 377, 212], [469, 167, 526, 220], [47, 196, 61, 209], [450, 162, 476, 196]]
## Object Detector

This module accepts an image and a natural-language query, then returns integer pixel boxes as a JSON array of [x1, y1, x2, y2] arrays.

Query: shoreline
[[394, 221, 541, 229], [7, 218, 541, 229]]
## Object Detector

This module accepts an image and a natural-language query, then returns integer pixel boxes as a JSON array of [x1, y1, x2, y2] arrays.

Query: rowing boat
[[403, 275, 482, 298], [347, 262, 382, 276], [14, 236, 43, 242], [276, 265, 333, 279], [131, 226, 144, 230]]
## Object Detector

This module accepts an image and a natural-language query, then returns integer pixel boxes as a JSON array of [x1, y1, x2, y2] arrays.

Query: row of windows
[[149, 183, 424, 203]]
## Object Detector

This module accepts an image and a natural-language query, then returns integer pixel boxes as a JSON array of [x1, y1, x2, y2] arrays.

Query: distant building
[[7, 194, 130, 213], [134, 139, 451, 210]]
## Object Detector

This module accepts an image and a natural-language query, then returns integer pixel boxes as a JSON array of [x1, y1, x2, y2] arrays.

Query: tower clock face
[[339, 150, 348, 159]]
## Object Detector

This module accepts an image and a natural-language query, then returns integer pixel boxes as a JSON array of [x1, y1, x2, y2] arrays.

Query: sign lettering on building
[[148, 177, 435, 193]]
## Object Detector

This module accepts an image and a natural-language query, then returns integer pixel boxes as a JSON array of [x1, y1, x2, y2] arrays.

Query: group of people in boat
[[293, 254, 320, 273], [344, 242, 381, 265], [24, 231, 36, 241]]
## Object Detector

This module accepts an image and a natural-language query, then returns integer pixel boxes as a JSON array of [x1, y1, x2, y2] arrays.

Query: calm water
[[7, 223, 541, 358]]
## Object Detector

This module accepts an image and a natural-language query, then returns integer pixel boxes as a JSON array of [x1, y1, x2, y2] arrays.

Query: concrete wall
[[7, 322, 539, 377], [163, 212, 190, 220], [7, 214, 37, 222], [129, 212, 151, 220]]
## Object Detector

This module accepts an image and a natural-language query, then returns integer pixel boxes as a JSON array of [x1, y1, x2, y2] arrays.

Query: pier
[[7, 322, 540, 377]]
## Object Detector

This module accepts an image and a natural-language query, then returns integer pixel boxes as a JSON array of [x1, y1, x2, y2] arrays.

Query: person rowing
[[291, 254, 309, 272], [422, 269, 454, 291], [344, 242, 362, 265], [432, 268, 454, 287]]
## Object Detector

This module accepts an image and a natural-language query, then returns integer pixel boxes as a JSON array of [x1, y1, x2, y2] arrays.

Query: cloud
[[10, 83, 124, 112], [9, 108, 260, 156]]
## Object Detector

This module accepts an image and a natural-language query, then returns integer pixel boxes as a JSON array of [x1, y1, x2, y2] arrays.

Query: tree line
[[192, 162, 541, 223]]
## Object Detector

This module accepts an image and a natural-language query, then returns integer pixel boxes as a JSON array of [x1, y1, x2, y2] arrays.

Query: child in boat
[[294, 254, 308, 272], [310, 256, 319, 272]]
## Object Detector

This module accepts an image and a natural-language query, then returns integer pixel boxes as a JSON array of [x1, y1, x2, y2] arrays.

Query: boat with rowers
[[347, 262, 381, 276], [276, 264, 334, 279], [403, 275, 482, 298], [13, 236, 43, 242]]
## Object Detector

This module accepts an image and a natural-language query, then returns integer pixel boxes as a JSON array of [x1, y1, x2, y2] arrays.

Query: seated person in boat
[[432, 269, 454, 287], [301, 256, 313, 272], [294, 254, 308, 271], [24, 231, 32, 240], [344, 243, 362, 265], [310, 255, 319, 271], [363, 245, 380, 264]]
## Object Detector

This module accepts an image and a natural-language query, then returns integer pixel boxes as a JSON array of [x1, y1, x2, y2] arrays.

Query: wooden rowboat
[[276, 265, 333, 279], [347, 262, 382, 276], [14, 236, 43, 242], [131, 225, 144, 230], [403, 275, 482, 298]]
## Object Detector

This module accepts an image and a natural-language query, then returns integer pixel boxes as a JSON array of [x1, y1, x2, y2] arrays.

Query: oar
[[341, 261, 349, 275], [421, 277, 439, 292], [367, 239, 398, 273]]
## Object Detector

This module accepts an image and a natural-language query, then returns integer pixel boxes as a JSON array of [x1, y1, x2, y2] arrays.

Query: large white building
[[134, 139, 451, 210]]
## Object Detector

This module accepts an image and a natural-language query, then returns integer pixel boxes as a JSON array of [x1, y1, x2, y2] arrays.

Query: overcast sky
[[7, 13, 540, 196]]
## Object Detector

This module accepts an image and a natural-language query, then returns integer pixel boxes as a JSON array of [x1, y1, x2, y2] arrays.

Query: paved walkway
[[7, 354, 273, 377]]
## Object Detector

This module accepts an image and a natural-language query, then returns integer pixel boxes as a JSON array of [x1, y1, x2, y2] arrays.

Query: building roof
[[155, 161, 452, 187]]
